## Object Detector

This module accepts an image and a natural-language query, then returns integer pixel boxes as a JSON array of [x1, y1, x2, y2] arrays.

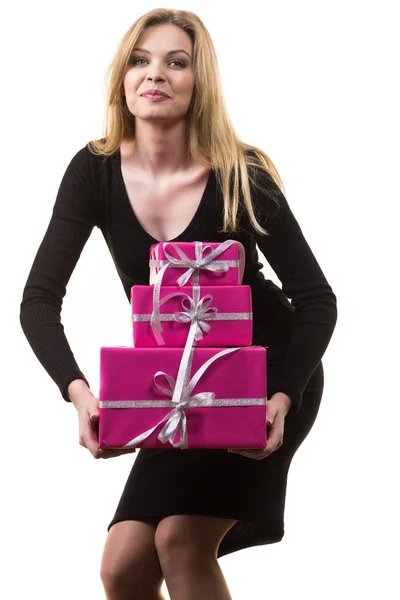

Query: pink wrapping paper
[[149, 240, 245, 287], [98, 346, 267, 449], [131, 285, 253, 347]]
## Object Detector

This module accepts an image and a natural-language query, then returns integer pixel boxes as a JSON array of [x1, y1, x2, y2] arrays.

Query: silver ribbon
[[133, 312, 252, 323], [148, 286, 216, 346], [101, 398, 267, 409], [149, 240, 239, 344], [116, 345, 249, 449]]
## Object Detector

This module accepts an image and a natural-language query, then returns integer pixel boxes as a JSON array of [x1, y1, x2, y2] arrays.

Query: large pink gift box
[[131, 284, 253, 347], [98, 346, 267, 450], [149, 240, 245, 287]]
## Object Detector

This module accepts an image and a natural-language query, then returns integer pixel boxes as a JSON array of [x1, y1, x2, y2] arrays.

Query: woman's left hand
[[227, 392, 292, 460]]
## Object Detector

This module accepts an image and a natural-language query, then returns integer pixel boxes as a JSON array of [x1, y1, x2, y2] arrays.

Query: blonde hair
[[89, 8, 286, 236]]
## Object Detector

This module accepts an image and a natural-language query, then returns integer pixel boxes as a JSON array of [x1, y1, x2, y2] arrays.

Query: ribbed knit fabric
[[19, 143, 337, 415], [19, 142, 338, 558]]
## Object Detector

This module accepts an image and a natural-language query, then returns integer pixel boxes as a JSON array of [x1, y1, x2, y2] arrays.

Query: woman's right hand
[[69, 380, 138, 459]]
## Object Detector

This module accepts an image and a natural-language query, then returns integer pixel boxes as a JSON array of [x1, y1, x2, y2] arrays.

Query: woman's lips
[[142, 94, 170, 101]]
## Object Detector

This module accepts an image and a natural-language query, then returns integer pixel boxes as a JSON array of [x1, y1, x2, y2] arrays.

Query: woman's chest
[[120, 164, 211, 242]]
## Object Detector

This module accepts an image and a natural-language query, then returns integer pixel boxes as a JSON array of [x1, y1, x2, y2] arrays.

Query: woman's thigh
[[155, 514, 239, 563], [100, 519, 164, 596]]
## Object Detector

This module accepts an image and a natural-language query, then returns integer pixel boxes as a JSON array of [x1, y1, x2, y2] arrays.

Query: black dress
[[19, 143, 337, 558]]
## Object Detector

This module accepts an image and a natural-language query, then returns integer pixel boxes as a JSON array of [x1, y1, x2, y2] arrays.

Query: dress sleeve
[[252, 172, 338, 416], [19, 144, 100, 402]]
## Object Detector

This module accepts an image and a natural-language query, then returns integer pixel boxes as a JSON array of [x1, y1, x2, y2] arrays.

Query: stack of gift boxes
[[98, 240, 268, 450]]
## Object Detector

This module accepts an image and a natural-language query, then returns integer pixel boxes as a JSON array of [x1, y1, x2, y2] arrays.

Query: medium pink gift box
[[98, 346, 267, 450], [149, 239, 245, 287], [131, 284, 253, 347]]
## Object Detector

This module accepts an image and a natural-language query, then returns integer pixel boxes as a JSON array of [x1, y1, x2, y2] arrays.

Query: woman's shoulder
[[61, 139, 119, 229], [66, 140, 121, 191], [85, 138, 120, 167]]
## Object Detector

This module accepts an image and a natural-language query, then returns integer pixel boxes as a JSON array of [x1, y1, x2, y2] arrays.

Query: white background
[[2, 1, 399, 598]]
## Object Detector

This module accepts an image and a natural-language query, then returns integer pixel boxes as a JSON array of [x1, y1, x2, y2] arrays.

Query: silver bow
[[173, 293, 217, 341], [121, 346, 242, 449], [149, 286, 217, 346], [163, 240, 236, 287]]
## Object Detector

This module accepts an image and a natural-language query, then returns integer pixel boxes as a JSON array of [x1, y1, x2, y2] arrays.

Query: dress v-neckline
[[115, 147, 214, 244]]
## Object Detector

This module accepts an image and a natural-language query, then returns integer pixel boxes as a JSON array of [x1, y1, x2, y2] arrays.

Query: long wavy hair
[[89, 8, 286, 236]]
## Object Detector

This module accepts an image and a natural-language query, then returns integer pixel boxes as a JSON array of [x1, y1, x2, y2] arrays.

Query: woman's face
[[123, 23, 195, 123]]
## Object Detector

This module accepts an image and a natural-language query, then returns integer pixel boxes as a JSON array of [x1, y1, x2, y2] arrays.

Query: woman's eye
[[131, 57, 186, 68]]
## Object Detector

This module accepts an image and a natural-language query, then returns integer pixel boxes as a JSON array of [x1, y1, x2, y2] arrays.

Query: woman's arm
[[19, 144, 100, 402], [252, 173, 338, 416]]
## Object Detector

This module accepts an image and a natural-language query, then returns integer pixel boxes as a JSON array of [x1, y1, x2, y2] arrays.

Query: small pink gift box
[[149, 240, 245, 287], [98, 346, 267, 450], [131, 284, 253, 347]]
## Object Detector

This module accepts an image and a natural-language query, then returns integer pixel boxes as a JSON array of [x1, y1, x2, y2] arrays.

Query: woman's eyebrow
[[132, 47, 192, 59]]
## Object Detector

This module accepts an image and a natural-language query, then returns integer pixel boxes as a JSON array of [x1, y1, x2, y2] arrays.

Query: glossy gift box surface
[[98, 345, 267, 450], [131, 284, 253, 347], [149, 240, 245, 287]]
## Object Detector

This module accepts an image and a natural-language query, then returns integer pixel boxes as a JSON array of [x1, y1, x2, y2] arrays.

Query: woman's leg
[[155, 515, 238, 600], [100, 519, 166, 600]]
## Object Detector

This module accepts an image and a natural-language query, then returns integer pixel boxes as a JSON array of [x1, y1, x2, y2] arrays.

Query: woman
[[20, 8, 338, 600]]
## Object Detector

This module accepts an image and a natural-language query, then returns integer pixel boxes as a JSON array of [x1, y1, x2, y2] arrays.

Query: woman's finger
[[79, 421, 99, 456], [264, 413, 285, 455]]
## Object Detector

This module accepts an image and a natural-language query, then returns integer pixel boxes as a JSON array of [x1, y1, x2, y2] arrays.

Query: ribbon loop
[[168, 241, 232, 287], [172, 294, 217, 341], [150, 287, 218, 345]]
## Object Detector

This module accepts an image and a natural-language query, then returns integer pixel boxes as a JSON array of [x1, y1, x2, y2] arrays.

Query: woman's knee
[[100, 520, 164, 595], [155, 515, 238, 566]]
